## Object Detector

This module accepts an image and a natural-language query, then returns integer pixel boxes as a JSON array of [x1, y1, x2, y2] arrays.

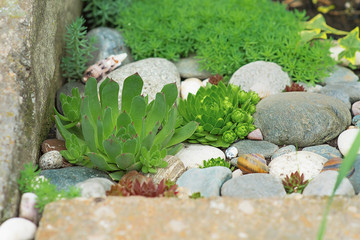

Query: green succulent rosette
[[178, 82, 259, 148]]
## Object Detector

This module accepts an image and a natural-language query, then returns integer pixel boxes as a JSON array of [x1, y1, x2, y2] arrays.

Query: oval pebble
[[180, 78, 204, 99], [269, 151, 327, 181], [0, 217, 37, 240], [225, 146, 238, 159], [237, 154, 269, 174], [352, 101, 360, 116], [337, 129, 360, 156], [19, 192, 39, 224], [322, 157, 355, 178], [39, 151, 63, 170]]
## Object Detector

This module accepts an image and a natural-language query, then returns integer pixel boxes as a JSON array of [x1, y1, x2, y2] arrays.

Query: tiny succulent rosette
[[178, 82, 259, 148], [55, 74, 197, 180], [200, 157, 235, 171], [282, 171, 309, 194]]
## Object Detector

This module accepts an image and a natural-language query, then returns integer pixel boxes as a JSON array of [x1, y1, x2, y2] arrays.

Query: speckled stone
[[176, 167, 232, 197], [221, 173, 286, 198], [40, 166, 111, 191], [38, 151, 63, 170], [231, 140, 279, 158], [254, 92, 351, 147], [303, 171, 355, 196], [302, 144, 342, 160], [271, 145, 296, 161], [36, 197, 360, 240]]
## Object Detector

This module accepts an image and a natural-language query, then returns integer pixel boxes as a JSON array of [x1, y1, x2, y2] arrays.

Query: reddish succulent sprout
[[209, 74, 223, 85], [284, 82, 306, 92]]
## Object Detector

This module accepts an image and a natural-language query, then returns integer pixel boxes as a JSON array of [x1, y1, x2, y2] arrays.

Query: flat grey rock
[[321, 82, 360, 104], [302, 144, 342, 160], [221, 173, 286, 198], [254, 92, 351, 147], [323, 65, 358, 85], [231, 140, 279, 158]]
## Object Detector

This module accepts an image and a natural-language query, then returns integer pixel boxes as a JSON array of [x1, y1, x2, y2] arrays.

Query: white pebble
[[19, 193, 39, 224], [0, 217, 37, 240], [225, 146, 238, 159], [180, 78, 204, 99], [352, 101, 360, 116], [39, 150, 63, 170], [232, 169, 243, 178], [75, 178, 115, 198], [338, 129, 360, 156], [269, 151, 327, 181]]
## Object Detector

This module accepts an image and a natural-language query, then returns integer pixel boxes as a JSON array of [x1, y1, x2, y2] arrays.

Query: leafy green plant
[[199, 157, 235, 171], [282, 171, 309, 194], [82, 0, 132, 28], [189, 192, 203, 199], [178, 82, 259, 148], [17, 163, 80, 212], [317, 131, 360, 239], [61, 16, 97, 82], [55, 74, 198, 180], [106, 171, 178, 197], [116, 0, 336, 85]]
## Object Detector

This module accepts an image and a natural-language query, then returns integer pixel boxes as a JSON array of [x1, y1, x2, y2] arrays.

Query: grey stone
[[271, 145, 296, 161], [349, 155, 360, 194], [36, 197, 360, 240], [323, 65, 359, 85], [56, 81, 85, 114], [229, 61, 291, 98], [302, 144, 342, 160], [318, 88, 351, 109], [0, 0, 82, 223], [86, 27, 133, 66], [173, 55, 212, 79], [254, 92, 351, 147], [104, 58, 180, 105], [145, 155, 186, 185], [176, 167, 232, 197], [221, 173, 286, 198], [352, 115, 360, 125], [231, 140, 279, 158], [321, 82, 360, 104], [303, 171, 355, 196], [40, 166, 111, 191], [75, 177, 115, 198]]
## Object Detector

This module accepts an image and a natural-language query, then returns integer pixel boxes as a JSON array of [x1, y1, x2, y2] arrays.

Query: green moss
[[116, 0, 335, 85]]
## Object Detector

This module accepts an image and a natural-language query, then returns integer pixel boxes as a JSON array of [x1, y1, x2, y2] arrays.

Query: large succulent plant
[[55, 74, 197, 180], [178, 82, 260, 148]]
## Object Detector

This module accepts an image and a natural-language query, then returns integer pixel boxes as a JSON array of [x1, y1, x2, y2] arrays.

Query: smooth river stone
[[269, 151, 328, 181], [254, 92, 351, 147], [321, 157, 355, 178], [237, 154, 269, 174], [337, 129, 360, 156]]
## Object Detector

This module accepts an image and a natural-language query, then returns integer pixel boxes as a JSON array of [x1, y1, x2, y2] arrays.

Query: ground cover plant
[[55, 74, 197, 180], [115, 0, 337, 85], [61, 16, 97, 82], [17, 164, 80, 212], [200, 157, 235, 171]]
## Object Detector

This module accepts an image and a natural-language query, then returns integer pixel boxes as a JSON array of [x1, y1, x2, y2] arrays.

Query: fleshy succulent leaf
[[121, 73, 143, 113]]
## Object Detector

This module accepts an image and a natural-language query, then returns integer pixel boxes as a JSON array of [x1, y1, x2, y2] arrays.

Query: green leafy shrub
[[199, 157, 235, 171], [17, 163, 80, 212], [82, 0, 132, 28], [178, 82, 259, 148], [61, 16, 97, 82], [116, 0, 336, 85], [55, 74, 198, 180]]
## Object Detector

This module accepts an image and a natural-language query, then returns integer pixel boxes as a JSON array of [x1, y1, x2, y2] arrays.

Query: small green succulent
[[178, 82, 259, 148], [61, 16, 97, 82], [200, 157, 235, 171], [55, 74, 198, 180]]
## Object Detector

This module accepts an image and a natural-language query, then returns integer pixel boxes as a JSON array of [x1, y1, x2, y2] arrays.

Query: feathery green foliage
[[116, 0, 336, 85], [61, 16, 97, 82], [17, 163, 80, 212], [55, 75, 198, 180], [82, 0, 132, 28]]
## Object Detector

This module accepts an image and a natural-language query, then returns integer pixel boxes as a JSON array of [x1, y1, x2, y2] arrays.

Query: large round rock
[[254, 92, 351, 147]]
